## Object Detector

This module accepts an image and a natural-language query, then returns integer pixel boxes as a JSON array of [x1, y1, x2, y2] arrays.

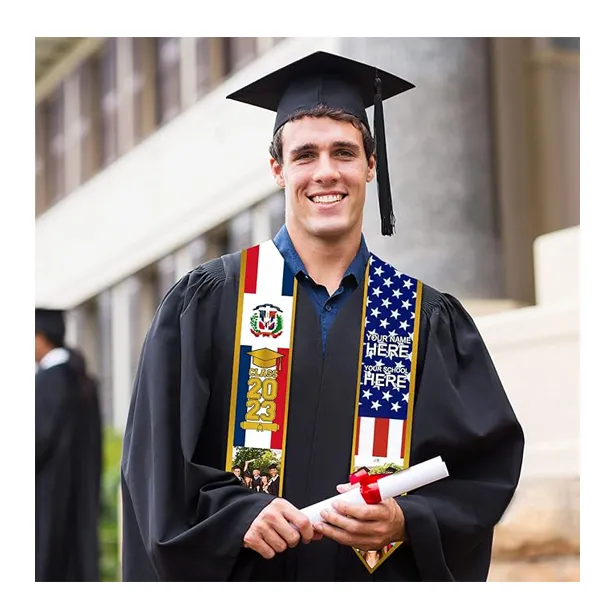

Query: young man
[[35, 308, 103, 581], [121, 51, 524, 582], [266, 464, 280, 497], [232, 465, 244, 484]]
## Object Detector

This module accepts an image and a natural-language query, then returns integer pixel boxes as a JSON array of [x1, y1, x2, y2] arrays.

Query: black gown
[[121, 250, 524, 582], [35, 350, 103, 581]]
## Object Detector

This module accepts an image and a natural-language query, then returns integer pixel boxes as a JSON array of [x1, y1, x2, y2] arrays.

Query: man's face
[[253, 468, 260, 477], [35, 332, 47, 363], [271, 116, 375, 242], [269, 468, 278, 477], [233, 468, 241, 478]]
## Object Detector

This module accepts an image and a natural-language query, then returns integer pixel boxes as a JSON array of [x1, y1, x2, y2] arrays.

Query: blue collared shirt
[[273, 226, 370, 353]]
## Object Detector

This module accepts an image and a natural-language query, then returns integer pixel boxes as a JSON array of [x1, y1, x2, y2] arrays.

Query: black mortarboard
[[35, 308, 66, 347], [227, 51, 415, 236]]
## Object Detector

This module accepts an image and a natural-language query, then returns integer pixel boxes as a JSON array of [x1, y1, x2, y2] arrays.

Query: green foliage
[[366, 462, 404, 475], [232, 447, 280, 474], [99, 427, 123, 582]]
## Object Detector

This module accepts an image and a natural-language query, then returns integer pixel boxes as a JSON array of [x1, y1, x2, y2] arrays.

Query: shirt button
[[338, 286, 344, 293], [325, 304, 332, 312]]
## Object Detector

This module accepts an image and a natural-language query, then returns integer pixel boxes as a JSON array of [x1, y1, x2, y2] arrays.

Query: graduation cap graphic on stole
[[247, 348, 285, 370]]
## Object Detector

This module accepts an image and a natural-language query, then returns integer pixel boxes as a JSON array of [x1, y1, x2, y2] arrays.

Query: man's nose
[[312, 154, 340, 184]]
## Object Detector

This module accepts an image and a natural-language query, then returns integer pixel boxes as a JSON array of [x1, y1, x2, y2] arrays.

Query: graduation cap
[[247, 348, 285, 370], [35, 308, 66, 347], [227, 50, 415, 236]]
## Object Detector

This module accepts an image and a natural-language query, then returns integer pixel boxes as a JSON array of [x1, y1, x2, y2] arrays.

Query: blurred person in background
[[260, 473, 270, 493], [232, 465, 244, 484], [121, 51, 524, 582], [35, 308, 103, 581], [251, 467, 263, 492]]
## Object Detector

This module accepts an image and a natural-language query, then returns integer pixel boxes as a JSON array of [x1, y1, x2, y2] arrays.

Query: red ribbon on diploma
[[349, 468, 391, 505]]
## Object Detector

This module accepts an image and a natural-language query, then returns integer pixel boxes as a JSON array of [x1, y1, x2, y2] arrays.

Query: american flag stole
[[225, 240, 297, 496], [350, 254, 423, 573]]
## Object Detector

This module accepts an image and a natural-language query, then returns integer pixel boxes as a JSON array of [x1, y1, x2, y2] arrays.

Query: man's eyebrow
[[289, 141, 361, 156], [289, 143, 319, 156], [331, 141, 361, 152]]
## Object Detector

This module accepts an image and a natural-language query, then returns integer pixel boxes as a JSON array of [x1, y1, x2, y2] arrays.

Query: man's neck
[[286, 224, 362, 295]]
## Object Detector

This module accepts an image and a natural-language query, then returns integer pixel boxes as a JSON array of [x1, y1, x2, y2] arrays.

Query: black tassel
[[374, 73, 395, 236]]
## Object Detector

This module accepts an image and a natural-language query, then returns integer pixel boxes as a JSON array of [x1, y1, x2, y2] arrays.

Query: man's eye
[[336, 150, 354, 157]]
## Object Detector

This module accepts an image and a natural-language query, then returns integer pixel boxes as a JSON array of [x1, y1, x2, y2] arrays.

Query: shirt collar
[[39, 347, 70, 371], [272, 225, 370, 285]]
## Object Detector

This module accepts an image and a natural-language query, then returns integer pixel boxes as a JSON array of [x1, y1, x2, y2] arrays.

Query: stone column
[[111, 280, 134, 433], [339, 37, 506, 303]]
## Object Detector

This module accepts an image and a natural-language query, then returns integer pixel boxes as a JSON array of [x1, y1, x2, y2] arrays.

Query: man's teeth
[[311, 194, 344, 204]]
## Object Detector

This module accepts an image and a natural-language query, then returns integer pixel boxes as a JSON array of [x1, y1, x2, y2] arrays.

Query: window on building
[[99, 38, 118, 166], [189, 237, 208, 268], [224, 37, 257, 75], [196, 37, 212, 99], [46, 83, 66, 205], [70, 300, 101, 380], [78, 59, 101, 184], [202, 224, 229, 260], [551, 38, 580, 52], [35, 104, 48, 215], [127, 276, 143, 385], [156, 37, 181, 124], [157, 254, 177, 305], [228, 210, 253, 253], [267, 190, 286, 237], [132, 37, 157, 143], [97, 290, 114, 427]]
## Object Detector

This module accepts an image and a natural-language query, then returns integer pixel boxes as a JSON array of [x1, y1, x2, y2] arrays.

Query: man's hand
[[314, 482, 407, 551], [244, 498, 320, 559]]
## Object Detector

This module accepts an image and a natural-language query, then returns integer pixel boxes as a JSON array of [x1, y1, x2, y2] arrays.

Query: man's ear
[[270, 157, 285, 188], [366, 154, 376, 183]]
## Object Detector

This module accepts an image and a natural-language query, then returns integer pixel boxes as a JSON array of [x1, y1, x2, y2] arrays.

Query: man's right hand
[[243, 498, 320, 559]]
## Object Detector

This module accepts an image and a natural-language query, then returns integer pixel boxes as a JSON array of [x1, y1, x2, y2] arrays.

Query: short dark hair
[[268, 104, 375, 165]]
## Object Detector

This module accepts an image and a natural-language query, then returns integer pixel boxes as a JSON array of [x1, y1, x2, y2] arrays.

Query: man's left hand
[[314, 483, 407, 551]]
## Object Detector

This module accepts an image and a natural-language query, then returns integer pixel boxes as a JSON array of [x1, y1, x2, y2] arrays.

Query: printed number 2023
[[246, 377, 278, 422]]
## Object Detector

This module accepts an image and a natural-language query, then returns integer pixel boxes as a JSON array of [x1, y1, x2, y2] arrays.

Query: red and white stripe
[[354, 417, 406, 469]]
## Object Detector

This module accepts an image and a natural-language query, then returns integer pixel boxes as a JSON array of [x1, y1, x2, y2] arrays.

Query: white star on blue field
[[358, 255, 418, 421]]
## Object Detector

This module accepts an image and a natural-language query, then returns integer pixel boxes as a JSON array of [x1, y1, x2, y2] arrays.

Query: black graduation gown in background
[[35, 351, 102, 581], [121, 251, 524, 582]]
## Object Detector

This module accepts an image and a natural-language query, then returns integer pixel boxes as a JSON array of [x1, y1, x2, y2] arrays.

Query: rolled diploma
[[300, 456, 449, 525]]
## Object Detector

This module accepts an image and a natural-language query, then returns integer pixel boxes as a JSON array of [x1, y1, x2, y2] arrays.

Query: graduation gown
[[267, 476, 280, 497], [121, 250, 524, 582], [35, 351, 103, 581]]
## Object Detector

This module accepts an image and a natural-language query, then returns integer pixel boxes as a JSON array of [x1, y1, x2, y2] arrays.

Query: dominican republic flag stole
[[226, 241, 422, 574], [225, 241, 297, 486]]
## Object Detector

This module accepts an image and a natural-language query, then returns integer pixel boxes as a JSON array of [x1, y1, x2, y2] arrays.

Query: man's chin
[[307, 221, 353, 240]]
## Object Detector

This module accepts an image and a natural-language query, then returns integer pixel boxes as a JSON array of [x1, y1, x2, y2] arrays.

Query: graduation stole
[[226, 241, 422, 574], [225, 240, 297, 485], [349, 253, 422, 573]]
